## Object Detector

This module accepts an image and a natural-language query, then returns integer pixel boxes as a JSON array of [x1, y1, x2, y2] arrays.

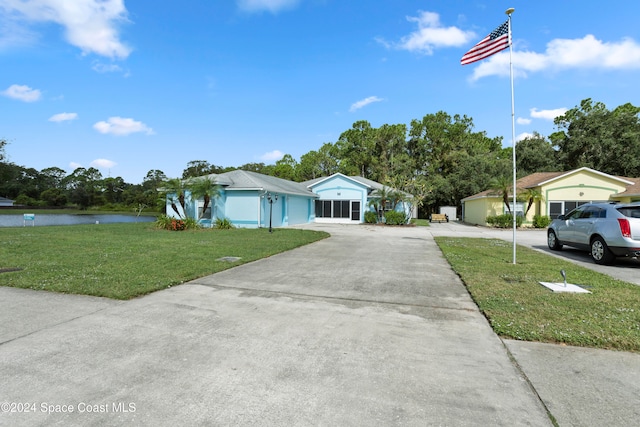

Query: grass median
[[0, 223, 328, 300], [435, 237, 640, 352]]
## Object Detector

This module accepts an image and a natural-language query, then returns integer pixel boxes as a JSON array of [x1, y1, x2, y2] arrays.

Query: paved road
[[1, 223, 638, 426]]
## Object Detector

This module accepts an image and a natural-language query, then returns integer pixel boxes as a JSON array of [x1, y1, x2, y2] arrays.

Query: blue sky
[[2, 0, 640, 184]]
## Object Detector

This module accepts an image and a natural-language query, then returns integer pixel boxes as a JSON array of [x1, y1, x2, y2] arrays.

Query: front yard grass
[[0, 223, 328, 300], [435, 237, 640, 352]]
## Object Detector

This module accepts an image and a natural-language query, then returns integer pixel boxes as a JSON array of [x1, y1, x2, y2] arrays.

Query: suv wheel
[[547, 230, 563, 250], [591, 236, 615, 265]]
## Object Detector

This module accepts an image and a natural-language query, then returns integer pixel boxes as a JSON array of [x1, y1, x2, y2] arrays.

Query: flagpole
[[506, 7, 516, 264]]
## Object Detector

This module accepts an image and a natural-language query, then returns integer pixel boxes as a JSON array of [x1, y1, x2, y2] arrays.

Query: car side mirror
[[557, 215, 566, 220]]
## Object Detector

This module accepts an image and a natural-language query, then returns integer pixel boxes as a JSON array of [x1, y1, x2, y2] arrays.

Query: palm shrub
[[486, 214, 523, 228], [155, 214, 199, 231], [533, 215, 551, 228], [384, 210, 406, 225], [364, 211, 378, 223], [215, 217, 235, 229]]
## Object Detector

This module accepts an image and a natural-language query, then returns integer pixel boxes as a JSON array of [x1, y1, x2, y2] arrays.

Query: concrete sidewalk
[[426, 221, 640, 426], [0, 223, 637, 426]]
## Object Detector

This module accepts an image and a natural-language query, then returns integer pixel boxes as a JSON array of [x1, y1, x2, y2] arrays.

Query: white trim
[[536, 167, 634, 187]]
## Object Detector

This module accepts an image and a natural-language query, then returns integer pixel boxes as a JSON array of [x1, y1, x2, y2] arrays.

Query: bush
[[215, 217, 235, 229], [364, 211, 378, 224], [155, 215, 200, 231], [533, 215, 551, 228], [486, 214, 523, 228], [384, 210, 406, 225]]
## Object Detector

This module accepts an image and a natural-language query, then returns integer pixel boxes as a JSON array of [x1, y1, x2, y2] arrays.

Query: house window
[[548, 200, 590, 219], [504, 202, 524, 217], [315, 200, 358, 219], [198, 202, 212, 219], [351, 201, 361, 221]]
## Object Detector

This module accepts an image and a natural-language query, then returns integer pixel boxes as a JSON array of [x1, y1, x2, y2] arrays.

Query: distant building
[[0, 196, 14, 207]]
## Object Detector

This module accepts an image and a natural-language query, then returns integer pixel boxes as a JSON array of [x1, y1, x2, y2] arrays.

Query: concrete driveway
[[2, 223, 639, 426], [1, 223, 551, 426]]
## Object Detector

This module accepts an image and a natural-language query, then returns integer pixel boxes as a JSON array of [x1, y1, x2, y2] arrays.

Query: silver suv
[[547, 202, 640, 265]]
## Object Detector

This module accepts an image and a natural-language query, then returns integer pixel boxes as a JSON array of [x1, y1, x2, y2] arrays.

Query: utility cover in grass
[[539, 281, 591, 293], [216, 257, 241, 262]]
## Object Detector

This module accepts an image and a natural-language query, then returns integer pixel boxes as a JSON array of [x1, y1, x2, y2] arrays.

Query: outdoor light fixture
[[266, 192, 278, 233]]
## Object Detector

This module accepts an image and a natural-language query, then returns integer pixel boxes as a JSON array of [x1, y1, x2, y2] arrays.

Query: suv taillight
[[618, 218, 631, 238]]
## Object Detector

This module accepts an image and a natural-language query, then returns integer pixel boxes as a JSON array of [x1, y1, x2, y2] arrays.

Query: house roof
[[302, 173, 409, 197], [204, 170, 318, 198], [462, 167, 639, 202], [302, 173, 371, 190], [611, 177, 640, 198], [0, 196, 13, 202]]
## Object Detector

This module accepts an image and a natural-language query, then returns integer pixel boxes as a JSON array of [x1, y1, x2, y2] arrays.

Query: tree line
[[2, 98, 639, 215]]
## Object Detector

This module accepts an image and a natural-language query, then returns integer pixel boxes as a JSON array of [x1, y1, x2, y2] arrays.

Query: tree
[[186, 176, 221, 219], [273, 154, 298, 181], [40, 167, 67, 190], [63, 167, 103, 209], [162, 178, 187, 218], [488, 175, 513, 213], [408, 111, 505, 214], [518, 187, 544, 216], [372, 123, 407, 183], [142, 169, 167, 191], [0, 138, 6, 162], [182, 160, 223, 179], [102, 177, 127, 204], [515, 132, 560, 175], [40, 188, 68, 206], [336, 120, 376, 177], [550, 98, 640, 176]]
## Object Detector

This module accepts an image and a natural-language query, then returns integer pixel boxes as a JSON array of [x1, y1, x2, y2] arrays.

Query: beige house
[[462, 167, 640, 226]]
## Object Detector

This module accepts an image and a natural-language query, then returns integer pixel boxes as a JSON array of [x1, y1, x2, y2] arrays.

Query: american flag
[[461, 20, 510, 65]]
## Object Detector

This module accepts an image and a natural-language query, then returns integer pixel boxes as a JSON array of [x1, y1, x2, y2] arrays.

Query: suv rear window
[[617, 207, 640, 218]]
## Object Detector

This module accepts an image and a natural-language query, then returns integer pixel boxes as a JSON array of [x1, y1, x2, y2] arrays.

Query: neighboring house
[[0, 196, 14, 207], [462, 167, 640, 226], [302, 173, 413, 224], [166, 170, 318, 229], [166, 171, 413, 228]]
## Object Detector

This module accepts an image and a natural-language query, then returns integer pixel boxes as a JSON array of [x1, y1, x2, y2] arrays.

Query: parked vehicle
[[547, 202, 640, 265]]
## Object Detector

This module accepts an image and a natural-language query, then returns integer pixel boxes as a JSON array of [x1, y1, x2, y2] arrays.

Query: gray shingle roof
[[204, 170, 318, 198]]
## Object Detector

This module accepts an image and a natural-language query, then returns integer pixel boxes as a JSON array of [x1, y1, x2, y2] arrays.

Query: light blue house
[[166, 170, 318, 228], [166, 170, 413, 228], [302, 173, 414, 224]]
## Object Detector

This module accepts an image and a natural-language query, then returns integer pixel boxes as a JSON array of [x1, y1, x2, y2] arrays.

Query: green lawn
[[0, 223, 328, 300], [435, 237, 640, 352]]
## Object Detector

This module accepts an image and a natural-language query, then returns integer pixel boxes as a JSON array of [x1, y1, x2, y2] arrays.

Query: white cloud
[[49, 112, 78, 122], [468, 35, 640, 81], [260, 150, 284, 162], [69, 161, 83, 170], [516, 117, 531, 125], [1, 0, 131, 59], [90, 158, 116, 169], [350, 96, 383, 112], [2, 84, 41, 102], [379, 11, 475, 54], [516, 132, 534, 142], [92, 62, 122, 73], [93, 117, 154, 136], [530, 108, 567, 121], [237, 0, 299, 13]]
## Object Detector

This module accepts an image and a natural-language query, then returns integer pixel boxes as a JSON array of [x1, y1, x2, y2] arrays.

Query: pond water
[[0, 214, 157, 227]]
